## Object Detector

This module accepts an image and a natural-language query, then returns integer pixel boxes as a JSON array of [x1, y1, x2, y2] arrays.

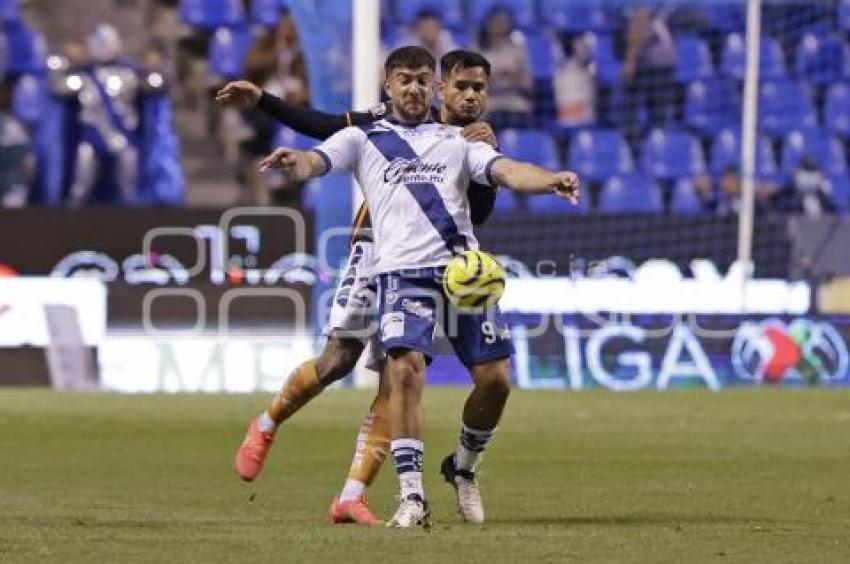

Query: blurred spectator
[[621, 6, 681, 154], [232, 12, 309, 205], [778, 157, 836, 216], [397, 9, 458, 61], [695, 166, 778, 216], [46, 24, 182, 206], [0, 80, 33, 207], [476, 7, 533, 130], [554, 33, 595, 128]]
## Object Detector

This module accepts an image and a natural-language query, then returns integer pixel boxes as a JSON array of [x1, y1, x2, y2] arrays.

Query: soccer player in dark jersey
[[217, 51, 500, 525]]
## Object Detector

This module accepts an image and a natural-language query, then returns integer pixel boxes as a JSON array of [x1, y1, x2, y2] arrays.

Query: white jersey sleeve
[[313, 127, 364, 173], [465, 140, 504, 187]]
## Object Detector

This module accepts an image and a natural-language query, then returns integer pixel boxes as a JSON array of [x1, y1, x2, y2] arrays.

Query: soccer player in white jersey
[[259, 46, 580, 528]]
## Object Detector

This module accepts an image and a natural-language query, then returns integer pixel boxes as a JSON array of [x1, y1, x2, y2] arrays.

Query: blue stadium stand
[[758, 78, 818, 139], [527, 187, 590, 214], [781, 128, 848, 178], [392, 0, 463, 29], [704, 3, 744, 33], [584, 31, 620, 86], [497, 128, 561, 170], [492, 189, 519, 214], [251, 0, 288, 27], [670, 178, 706, 215], [684, 77, 740, 138], [568, 128, 634, 183], [539, 0, 611, 33], [4, 22, 46, 75], [469, 0, 536, 30], [795, 32, 850, 87], [208, 26, 253, 81], [824, 83, 850, 139], [829, 175, 850, 212], [180, 0, 246, 30], [0, 0, 20, 23], [273, 125, 317, 150], [641, 127, 707, 182], [598, 172, 663, 213], [721, 34, 786, 80], [675, 35, 713, 83], [12, 74, 43, 126], [523, 31, 559, 124], [710, 128, 779, 180], [841, 0, 850, 33]]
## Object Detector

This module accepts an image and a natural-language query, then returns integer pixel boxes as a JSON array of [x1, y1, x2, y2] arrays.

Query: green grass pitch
[[1, 389, 849, 563]]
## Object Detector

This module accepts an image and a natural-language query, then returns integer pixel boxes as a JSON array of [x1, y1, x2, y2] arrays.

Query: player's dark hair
[[384, 46, 436, 76], [440, 50, 491, 78]]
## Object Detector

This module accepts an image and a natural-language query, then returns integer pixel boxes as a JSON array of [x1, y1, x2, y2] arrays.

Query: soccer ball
[[443, 249, 506, 308]]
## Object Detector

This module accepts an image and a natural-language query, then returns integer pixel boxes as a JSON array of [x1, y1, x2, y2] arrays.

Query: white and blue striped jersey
[[313, 117, 503, 274]]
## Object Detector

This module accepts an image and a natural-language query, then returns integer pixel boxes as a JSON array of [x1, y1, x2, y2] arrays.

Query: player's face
[[439, 66, 489, 125], [385, 66, 435, 122]]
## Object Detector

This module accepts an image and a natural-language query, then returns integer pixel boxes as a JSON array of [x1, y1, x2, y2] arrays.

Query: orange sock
[[267, 359, 323, 424], [345, 394, 390, 487]]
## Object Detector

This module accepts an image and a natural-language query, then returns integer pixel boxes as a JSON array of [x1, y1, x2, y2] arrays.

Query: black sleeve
[[468, 181, 498, 226], [257, 91, 351, 141]]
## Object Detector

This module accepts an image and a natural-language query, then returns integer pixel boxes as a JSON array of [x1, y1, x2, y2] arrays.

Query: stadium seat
[[683, 78, 741, 138], [598, 173, 663, 213], [675, 35, 713, 83], [584, 31, 620, 86], [568, 128, 634, 182], [469, 0, 536, 30], [705, 3, 744, 33], [493, 189, 518, 214], [824, 83, 850, 138], [721, 33, 786, 80], [641, 127, 707, 181], [670, 178, 706, 215], [12, 74, 43, 126], [522, 32, 559, 123], [208, 26, 253, 81], [758, 79, 817, 139], [497, 128, 560, 170], [710, 128, 779, 180], [180, 0, 246, 30], [0, 0, 20, 23], [781, 128, 848, 178], [274, 125, 317, 150], [539, 0, 610, 33], [828, 175, 850, 212], [526, 187, 589, 214], [4, 22, 46, 74], [393, 0, 463, 29], [841, 0, 850, 32], [250, 0, 287, 27], [795, 33, 850, 87]]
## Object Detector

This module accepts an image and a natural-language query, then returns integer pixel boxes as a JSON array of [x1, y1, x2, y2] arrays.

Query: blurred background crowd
[[1, 0, 849, 217]]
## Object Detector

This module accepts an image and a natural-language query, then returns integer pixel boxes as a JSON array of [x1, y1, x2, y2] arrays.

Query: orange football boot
[[234, 419, 275, 482], [328, 495, 383, 526]]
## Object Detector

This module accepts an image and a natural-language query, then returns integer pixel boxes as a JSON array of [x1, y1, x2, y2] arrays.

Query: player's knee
[[474, 362, 512, 400], [316, 337, 364, 384], [388, 350, 425, 394]]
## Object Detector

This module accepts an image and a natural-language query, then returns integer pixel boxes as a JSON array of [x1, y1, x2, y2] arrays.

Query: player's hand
[[461, 122, 497, 148], [552, 171, 580, 205], [214, 80, 262, 109], [258, 147, 300, 172]]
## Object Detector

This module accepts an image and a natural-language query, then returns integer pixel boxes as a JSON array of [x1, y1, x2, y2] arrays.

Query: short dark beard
[[394, 104, 430, 123]]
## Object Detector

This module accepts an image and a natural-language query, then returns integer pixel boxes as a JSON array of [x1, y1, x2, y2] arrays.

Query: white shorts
[[324, 240, 378, 343], [324, 240, 383, 371]]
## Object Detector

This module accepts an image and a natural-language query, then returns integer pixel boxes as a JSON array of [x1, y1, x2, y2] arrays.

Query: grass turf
[[0, 389, 849, 563]]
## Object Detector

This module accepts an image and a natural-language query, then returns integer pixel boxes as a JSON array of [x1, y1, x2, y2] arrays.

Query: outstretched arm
[[215, 81, 350, 140], [490, 158, 581, 203], [258, 148, 328, 182]]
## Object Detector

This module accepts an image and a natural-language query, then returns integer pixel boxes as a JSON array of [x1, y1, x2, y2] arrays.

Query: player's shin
[[340, 393, 390, 501], [265, 358, 323, 429]]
